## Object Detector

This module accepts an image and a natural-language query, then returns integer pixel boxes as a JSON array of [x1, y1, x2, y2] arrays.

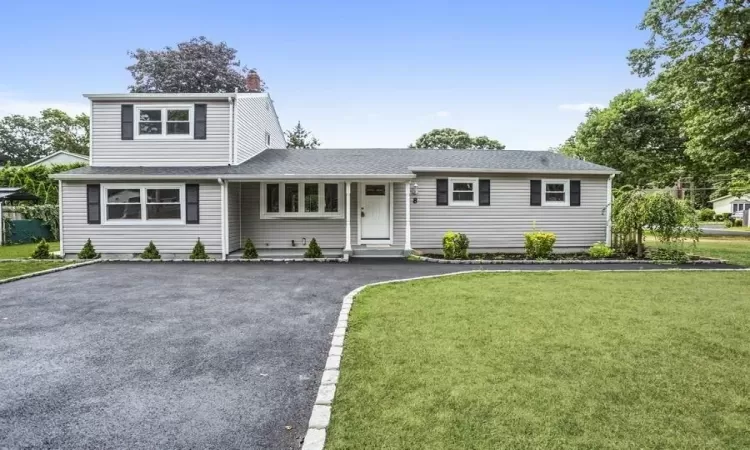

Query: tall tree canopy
[[410, 128, 505, 149], [628, 0, 750, 175], [559, 90, 688, 188], [0, 109, 89, 165], [127, 36, 263, 93], [285, 122, 321, 149]]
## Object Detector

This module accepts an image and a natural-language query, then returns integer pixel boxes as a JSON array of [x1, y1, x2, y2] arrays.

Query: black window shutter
[[436, 179, 448, 205], [194, 104, 207, 140], [86, 184, 101, 224], [530, 180, 542, 206], [186, 184, 200, 224], [121, 105, 133, 140], [479, 179, 491, 206], [570, 180, 581, 206]]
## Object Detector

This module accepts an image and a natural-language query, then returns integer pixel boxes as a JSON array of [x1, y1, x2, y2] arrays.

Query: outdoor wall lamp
[[410, 182, 419, 204]]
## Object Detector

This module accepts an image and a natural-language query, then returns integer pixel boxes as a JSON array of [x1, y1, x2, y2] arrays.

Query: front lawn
[[648, 236, 750, 266], [0, 241, 60, 259], [0, 261, 72, 281], [327, 272, 750, 450]]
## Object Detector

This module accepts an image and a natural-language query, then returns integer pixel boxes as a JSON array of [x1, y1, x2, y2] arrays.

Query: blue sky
[[0, 0, 650, 149]]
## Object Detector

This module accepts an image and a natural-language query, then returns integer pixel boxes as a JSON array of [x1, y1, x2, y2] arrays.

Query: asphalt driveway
[[0, 260, 742, 449]]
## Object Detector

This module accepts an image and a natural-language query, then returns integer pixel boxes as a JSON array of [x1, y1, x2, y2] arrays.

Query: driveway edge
[[300, 267, 750, 450], [0, 259, 101, 285]]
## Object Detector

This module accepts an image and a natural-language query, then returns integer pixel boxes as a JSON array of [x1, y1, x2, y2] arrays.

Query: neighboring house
[[26, 151, 89, 167], [710, 194, 750, 215], [52, 87, 618, 259]]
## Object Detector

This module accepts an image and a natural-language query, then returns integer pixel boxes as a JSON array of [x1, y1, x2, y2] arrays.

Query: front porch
[[221, 179, 414, 259]]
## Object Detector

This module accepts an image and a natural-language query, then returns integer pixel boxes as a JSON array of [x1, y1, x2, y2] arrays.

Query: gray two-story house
[[53, 91, 618, 259]]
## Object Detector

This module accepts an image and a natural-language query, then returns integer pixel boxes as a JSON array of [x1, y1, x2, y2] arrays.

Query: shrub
[[698, 208, 715, 221], [442, 231, 470, 260], [735, 218, 744, 227], [242, 238, 258, 259], [190, 238, 208, 260], [140, 241, 161, 259], [30, 239, 51, 259], [716, 212, 732, 221], [77, 239, 98, 259], [649, 247, 689, 264], [588, 242, 614, 259], [304, 238, 323, 258], [524, 231, 556, 259], [724, 219, 734, 228]]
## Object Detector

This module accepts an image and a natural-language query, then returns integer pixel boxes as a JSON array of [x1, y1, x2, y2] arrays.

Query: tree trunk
[[636, 228, 644, 258]]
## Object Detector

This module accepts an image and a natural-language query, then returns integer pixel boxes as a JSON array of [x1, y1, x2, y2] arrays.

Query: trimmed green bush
[[524, 231, 556, 259], [724, 219, 734, 228], [735, 218, 744, 227], [242, 238, 258, 259], [716, 212, 732, 222], [588, 242, 615, 259], [140, 241, 161, 259], [442, 231, 470, 260], [30, 239, 51, 259], [304, 238, 323, 258], [77, 238, 98, 259], [698, 208, 715, 221], [190, 238, 208, 260], [649, 247, 689, 264]]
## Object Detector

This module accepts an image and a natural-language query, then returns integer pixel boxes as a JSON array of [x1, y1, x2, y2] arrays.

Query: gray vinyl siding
[[234, 95, 286, 164], [411, 174, 608, 250], [90, 100, 230, 166], [61, 181, 222, 257], [240, 182, 346, 249], [227, 182, 242, 252]]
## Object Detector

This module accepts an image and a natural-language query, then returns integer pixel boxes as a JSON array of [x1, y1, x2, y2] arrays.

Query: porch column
[[404, 181, 412, 252], [344, 182, 352, 253], [605, 174, 614, 247], [220, 179, 228, 260]]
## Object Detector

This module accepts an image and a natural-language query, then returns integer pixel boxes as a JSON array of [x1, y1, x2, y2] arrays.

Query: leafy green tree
[[40, 109, 89, 156], [127, 36, 263, 93], [559, 90, 687, 188], [0, 109, 89, 165], [285, 121, 321, 149], [628, 0, 750, 174], [411, 128, 505, 149]]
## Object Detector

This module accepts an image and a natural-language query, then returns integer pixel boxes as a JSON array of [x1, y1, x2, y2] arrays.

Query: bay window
[[262, 182, 344, 218]]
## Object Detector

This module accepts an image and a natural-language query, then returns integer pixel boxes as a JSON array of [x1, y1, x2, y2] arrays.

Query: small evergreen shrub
[[524, 231, 556, 259], [77, 239, 98, 259], [442, 231, 470, 260], [31, 239, 51, 259], [649, 247, 689, 264], [242, 238, 258, 259], [735, 218, 744, 227], [724, 219, 734, 228], [588, 242, 614, 259], [304, 238, 323, 258], [190, 238, 209, 260], [698, 208, 715, 221], [140, 241, 161, 259]]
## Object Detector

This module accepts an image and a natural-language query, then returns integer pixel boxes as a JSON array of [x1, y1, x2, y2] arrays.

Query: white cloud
[[0, 91, 89, 117], [434, 111, 451, 118], [558, 103, 603, 112]]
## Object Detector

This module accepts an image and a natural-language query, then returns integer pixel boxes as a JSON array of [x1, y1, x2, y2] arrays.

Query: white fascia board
[[51, 173, 416, 181], [83, 93, 236, 101], [408, 167, 620, 176]]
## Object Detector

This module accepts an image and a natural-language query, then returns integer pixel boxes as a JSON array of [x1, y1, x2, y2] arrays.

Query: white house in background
[[710, 194, 750, 215], [26, 151, 89, 167]]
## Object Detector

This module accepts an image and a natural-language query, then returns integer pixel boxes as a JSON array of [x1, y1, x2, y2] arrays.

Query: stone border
[[300, 265, 750, 449], [0, 259, 101, 285], [412, 255, 726, 265], [95, 257, 348, 263]]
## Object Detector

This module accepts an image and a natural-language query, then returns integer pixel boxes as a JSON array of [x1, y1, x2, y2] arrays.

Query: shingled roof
[[53, 148, 617, 180]]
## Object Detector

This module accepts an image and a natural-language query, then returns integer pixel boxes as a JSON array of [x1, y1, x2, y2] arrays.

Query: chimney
[[246, 70, 262, 93]]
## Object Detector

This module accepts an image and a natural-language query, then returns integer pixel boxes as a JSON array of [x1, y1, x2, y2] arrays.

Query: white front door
[[360, 183, 390, 240]]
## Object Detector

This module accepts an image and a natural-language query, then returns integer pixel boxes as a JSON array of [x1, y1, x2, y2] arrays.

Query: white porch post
[[58, 180, 64, 255], [344, 182, 352, 253], [219, 179, 228, 260], [404, 181, 412, 252], [605, 174, 614, 247]]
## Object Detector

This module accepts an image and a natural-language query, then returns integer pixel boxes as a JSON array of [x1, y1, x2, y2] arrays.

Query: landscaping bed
[[417, 252, 724, 264]]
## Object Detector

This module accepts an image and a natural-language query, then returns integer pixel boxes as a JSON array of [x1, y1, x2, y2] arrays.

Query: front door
[[360, 183, 390, 240]]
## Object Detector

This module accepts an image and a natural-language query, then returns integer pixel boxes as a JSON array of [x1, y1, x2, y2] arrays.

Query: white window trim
[[101, 184, 186, 225], [448, 177, 479, 206], [541, 179, 570, 207], [134, 105, 194, 140], [260, 182, 345, 219]]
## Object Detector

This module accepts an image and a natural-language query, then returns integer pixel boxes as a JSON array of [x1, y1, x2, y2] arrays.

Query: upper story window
[[135, 106, 193, 139]]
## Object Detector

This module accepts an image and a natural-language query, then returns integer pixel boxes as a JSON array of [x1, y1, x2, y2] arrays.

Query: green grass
[[0, 260, 72, 280], [327, 272, 750, 450], [0, 241, 60, 259], [648, 236, 750, 267]]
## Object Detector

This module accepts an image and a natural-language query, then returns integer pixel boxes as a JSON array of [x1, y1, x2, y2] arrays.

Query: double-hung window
[[448, 178, 478, 206], [261, 182, 343, 218], [103, 185, 185, 224], [542, 180, 569, 206], [135, 106, 193, 138]]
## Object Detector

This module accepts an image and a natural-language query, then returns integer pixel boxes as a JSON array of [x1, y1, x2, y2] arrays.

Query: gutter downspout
[[228, 97, 235, 165], [218, 178, 228, 260], [605, 174, 615, 247]]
